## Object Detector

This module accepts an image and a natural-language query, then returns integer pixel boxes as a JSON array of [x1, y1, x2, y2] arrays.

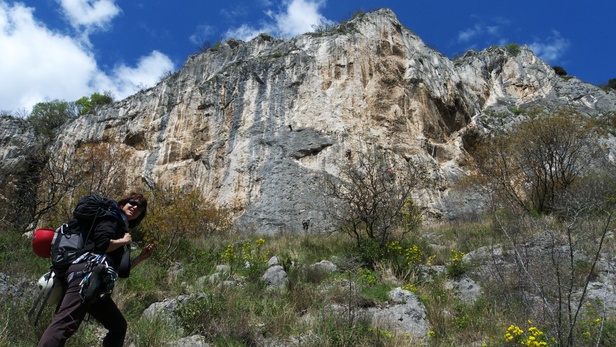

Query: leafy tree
[[474, 108, 601, 214], [325, 146, 424, 262], [608, 78, 616, 90], [27, 99, 77, 139], [75, 92, 113, 115]]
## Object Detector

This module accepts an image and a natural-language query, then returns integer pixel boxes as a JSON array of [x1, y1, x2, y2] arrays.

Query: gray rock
[[262, 265, 288, 289], [367, 287, 431, 339], [445, 275, 483, 304], [166, 335, 210, 347], [585, 281, 616, 313], [142, 294, 196, 332], [267, 256, 280, 267], [309, 260, 338, 273], [0, 273, 20, 297]]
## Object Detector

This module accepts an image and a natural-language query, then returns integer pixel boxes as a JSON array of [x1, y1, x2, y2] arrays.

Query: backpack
[[30, 195, 124, 325], [50, 219, 87, 272], [50, 195, 124, 272]]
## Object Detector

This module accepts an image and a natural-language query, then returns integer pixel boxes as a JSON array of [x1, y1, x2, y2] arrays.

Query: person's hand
[[131, 244, 155, 269], [139, 243, 154, 260], [121, 233, 133, 245]]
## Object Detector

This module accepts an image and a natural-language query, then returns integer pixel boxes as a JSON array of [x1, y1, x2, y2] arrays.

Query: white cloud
[[0, 2, 98, 111], [272, 0, 331, 38], [486, 26, 499, 36], [225, 0, 332, 41], [457, 24, 482, 43], [455, 17, 569, 64], [226, 23, 272, 42], [0, 1, 173, 113], [529, 30, 570, 62], [189, 24, 216, 46], [457, 21, 505, 44], [56, 0, 121, 31], [106, 51, 174, 99]]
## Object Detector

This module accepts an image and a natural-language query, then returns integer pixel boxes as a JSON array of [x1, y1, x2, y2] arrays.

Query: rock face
[[0, 117, 37, 227], [0, 118, 35, 195], [2, 8, 616, 232]]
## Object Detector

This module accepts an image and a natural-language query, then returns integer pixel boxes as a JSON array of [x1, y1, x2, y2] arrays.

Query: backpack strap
[[28, 271, 56, 326]]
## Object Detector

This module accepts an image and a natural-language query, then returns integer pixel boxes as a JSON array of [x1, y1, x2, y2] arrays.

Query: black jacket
[[88, 217, 126, 270]]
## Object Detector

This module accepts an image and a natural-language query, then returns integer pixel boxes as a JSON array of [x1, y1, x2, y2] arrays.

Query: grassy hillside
[[1, 214, 614, 346]]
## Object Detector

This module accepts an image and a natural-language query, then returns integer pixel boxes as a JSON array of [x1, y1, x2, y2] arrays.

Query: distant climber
[[302, 219, 310, 232], [288, 124, 293, 131]]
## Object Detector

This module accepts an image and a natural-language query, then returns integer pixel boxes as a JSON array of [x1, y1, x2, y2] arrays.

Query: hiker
[[38, 193, 154, 347]]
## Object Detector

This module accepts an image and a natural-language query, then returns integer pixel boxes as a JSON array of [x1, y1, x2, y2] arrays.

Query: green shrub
[[355, 237, 386, 266], [446, 250, 469, 278], [359, 281, 392, 303], [221, 238, 269, 280], [505, 43, 521, 56], [140, 186, 232, 262], [383, 240, 425, 281], [553, 65, 568, 76]]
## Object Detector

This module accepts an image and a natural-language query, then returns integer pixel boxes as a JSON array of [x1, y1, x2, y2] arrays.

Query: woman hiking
[[38, 192, 154, 347]]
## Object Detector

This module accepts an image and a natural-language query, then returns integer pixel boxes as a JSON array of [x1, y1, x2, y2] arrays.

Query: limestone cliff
[[3, 8, 616, 232]]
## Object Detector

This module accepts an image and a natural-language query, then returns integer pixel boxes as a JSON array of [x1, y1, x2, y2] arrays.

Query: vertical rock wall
[[39, 9, 616, 233]]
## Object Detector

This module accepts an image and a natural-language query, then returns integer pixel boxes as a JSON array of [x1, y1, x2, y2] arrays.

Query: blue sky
[[1, 0, 614, 113]]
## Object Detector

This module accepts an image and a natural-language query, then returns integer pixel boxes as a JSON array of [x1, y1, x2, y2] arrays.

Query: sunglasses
[[127, 199, 143, 210]]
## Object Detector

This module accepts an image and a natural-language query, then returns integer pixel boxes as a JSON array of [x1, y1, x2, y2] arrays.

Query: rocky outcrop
[[2, 8, 616, 233], [0, 117, 38, 228], [0, 117, 35, 196]]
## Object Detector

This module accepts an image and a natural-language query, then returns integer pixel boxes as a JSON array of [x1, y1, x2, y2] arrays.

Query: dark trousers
[[37, 263, 127, 347]]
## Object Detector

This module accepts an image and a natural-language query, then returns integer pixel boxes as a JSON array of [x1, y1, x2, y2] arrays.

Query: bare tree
[[17, 142, 132, 229], [492, 187, 614, 347], [325, 146, 424, 252], [477, 108, 616, 346], [474, 108, 600, 214]]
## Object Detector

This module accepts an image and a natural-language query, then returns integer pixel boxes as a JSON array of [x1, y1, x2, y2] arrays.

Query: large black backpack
[[30, 195, 123, 325], [51, 195, 123, 272]]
